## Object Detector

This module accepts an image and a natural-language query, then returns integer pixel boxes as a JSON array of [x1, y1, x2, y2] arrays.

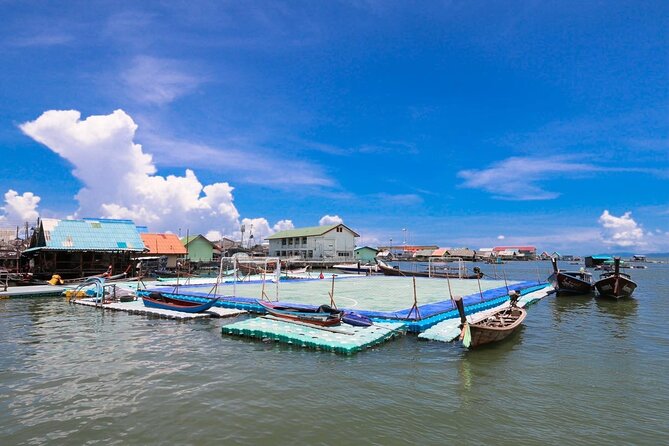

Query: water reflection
[[594, 297, 638, 339], [595, 297, 638, 320], [551, 294, 593, 324], [456, 326, 525, 388]]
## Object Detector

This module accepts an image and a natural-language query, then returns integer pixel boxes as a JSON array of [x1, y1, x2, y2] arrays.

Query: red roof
[[492, 246, 536, 252], [140, 233, 188, 255]]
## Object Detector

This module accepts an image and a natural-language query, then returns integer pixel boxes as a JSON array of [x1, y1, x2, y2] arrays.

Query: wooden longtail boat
[[142, 291, 220, 313], [257, 300, 343, 327], [547, 258, 594, 295], [594, 257, 637, 299], [376, 259, 482, 279], [332, 263, 380, 274], [454, 292, 526, 349]]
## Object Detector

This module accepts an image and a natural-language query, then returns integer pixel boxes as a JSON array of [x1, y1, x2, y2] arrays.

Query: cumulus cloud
[[0, 190, 41, 225], [273, 219, 295, 232], [497, 235, 505, 240], [319, 215, 343, 226], [205, 230, 224, 242], [598, 210, 645, 247], [206, 218, 294, 245], [238, 217, 295, 242], [20, 109, 240, 234]]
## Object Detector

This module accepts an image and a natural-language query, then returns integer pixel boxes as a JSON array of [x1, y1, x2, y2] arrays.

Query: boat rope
[[405, 277, 422, 320]]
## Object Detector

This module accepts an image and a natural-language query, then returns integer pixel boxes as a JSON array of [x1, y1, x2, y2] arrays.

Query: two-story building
[[266, 224, 359, 260]]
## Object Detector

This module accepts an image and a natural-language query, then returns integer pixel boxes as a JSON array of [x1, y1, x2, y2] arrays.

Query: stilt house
[[22, 218, 145, 279]]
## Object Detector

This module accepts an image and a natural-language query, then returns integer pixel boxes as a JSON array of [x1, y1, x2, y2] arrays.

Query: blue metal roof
[[30, 218, 146, 252]]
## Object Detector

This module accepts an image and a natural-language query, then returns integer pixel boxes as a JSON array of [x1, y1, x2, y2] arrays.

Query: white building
[[266, 224, 360, 260]]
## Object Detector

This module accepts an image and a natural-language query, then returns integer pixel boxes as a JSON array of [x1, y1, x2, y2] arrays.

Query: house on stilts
[[22, 218, 146, 280]]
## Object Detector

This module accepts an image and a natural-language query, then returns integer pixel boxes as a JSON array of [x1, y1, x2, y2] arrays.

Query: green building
[[354, 246, 379, 263], [182, 235, 216, 262]]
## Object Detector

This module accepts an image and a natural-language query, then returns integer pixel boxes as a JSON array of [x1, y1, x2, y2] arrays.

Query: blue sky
[[1, 1, 667, 253]]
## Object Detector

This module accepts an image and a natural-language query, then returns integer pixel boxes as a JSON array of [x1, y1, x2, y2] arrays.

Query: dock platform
[[0, 285, 68, 299], [72, 298, 246, 320], [222, 317, 406, 354]]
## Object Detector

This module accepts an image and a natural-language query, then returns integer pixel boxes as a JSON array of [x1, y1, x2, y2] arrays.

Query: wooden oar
[[329, 274, 337, 309], [262, 315, 357, 335]]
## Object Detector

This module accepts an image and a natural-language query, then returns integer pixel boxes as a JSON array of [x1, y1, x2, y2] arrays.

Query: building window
[[282, 239, 286, 246], [302, 237, 307, 244]]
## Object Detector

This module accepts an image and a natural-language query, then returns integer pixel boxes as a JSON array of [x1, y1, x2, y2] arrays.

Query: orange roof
[[140, 233, 188, 255]]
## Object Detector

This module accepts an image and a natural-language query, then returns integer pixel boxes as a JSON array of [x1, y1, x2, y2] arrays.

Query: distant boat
[[257, 301, 343, 327], [376, 259, 482, 279], [153, 269, 197, 278], [142, 291, 220, 313], [332, 263, 379, 274], [237, 262, 268, 275], [454, 292, 527, 349], [485, 257, 504, 264], [547, 258, 594, 295], [594, 257, 637, 299]]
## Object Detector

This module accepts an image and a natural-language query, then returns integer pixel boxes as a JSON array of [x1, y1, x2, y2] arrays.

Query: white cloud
[[8, 33, 73, 47], [240, 217, 272, 243], [122, 56, 204, 105], [372, 193, 423, 205], [273, 219, 294, 232], [0, 190, 41, 225], [497, 235, 505, 240], [319, 215, 343, 226], [457, 156, 649, 200], [20, 109, 240, 235], [205, 230, 223, 242], [141, 133, 334, 187], [236, 217, 295, 244], [598, 210, 645, 247]]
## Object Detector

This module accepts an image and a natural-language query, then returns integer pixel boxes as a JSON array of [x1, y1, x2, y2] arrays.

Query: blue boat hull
[[142, 293, 220, 313]]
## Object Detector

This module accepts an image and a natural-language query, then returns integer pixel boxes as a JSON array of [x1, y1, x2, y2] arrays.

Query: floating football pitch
[[161, 275, 520, 313]]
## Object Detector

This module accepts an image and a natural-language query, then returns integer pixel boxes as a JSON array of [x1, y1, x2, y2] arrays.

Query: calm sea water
[[2, 261, 668, 445]]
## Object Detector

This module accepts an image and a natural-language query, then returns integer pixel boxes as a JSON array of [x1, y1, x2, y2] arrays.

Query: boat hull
[[466, 307, 526, 348], [257, 301, 343, 326], [376, 260, 481, 279], [332, 264, 379, 274], [141, 292, 220, 313], [594, 276, 637, 298], [341, 312, 373, 327], [548, 272, 594, 295]]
